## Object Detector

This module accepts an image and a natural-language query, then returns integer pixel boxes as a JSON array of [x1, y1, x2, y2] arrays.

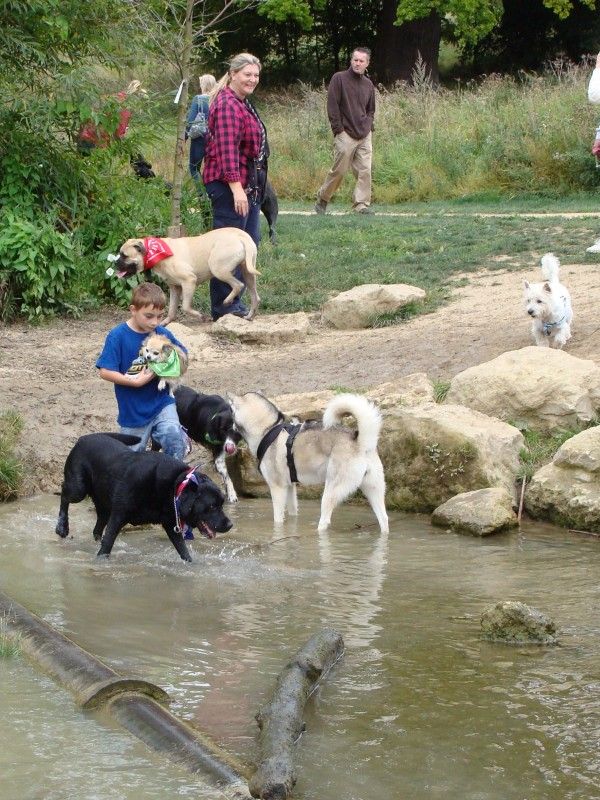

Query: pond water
[[1, 495, 600, 800]]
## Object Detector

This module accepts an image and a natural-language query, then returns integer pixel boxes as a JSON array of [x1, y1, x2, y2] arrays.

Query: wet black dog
[[173, 386, 242, 503], [55, 433, 232, 562], [261, 180, 278, 244]]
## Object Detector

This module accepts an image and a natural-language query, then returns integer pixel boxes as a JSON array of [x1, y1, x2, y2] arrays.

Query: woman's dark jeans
[[189, 137, 206, 184], [205, 180, 261, 320]]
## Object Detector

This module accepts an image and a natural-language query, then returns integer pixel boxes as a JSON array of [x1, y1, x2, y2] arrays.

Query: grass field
[[217, 199, 600, 320]]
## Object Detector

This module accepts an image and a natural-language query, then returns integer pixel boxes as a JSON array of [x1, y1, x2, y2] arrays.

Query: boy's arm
[[98, 367, 155, 386]]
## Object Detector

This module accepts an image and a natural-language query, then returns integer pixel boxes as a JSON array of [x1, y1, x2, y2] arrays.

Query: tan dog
[[141, 333, 188, 397], [115, 228, 260, 325]]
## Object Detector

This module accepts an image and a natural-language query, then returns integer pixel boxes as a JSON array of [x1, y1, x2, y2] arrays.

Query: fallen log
[[249, 627, 344, 800]]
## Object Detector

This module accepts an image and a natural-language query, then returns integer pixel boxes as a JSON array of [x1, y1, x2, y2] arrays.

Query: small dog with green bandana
[[141, 333, 188, 396]]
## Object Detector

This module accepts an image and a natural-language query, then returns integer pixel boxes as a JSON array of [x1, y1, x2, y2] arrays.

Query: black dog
[[173, 386, 242, 503], [55, 433, 232, 562], [261, 180, 278, 244]]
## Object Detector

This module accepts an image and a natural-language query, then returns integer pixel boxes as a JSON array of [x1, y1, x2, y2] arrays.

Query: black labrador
[[55, 433, 232, 562], [172, 386, 242, 503]]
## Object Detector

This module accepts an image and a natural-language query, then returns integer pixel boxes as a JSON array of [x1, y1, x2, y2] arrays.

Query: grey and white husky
[[227, 391, 389, 533]]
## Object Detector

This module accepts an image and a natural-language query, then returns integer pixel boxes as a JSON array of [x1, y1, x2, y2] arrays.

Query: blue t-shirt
[[96, 323, 187, 428]]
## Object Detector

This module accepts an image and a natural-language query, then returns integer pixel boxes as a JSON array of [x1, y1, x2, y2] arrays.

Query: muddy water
[[2, 495, 600, 800]]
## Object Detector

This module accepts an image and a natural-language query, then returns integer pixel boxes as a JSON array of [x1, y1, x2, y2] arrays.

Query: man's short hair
[[352, 47, 371, 60], [131, 282, 166, 310]]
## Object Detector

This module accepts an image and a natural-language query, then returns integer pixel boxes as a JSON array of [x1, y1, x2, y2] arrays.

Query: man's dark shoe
[[356, 206, 375, 215], [314, 199, 328, 215]]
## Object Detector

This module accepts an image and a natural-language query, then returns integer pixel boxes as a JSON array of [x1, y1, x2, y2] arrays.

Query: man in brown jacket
[[315, 47, 376, 215]]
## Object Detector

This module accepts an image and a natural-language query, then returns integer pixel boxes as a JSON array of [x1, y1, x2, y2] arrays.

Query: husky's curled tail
[[322, 394, 382, 453]]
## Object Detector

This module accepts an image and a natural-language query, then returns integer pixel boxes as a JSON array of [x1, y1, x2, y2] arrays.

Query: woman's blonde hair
[[209, 53, 261, 103], [198, 73, 216, 94]]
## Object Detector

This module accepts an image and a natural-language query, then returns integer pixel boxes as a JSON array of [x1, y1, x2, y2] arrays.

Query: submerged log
[[249, 627, 344, 800]]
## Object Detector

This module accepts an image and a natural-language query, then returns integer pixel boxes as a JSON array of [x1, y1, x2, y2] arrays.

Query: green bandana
[[148, 349, 182, 378]]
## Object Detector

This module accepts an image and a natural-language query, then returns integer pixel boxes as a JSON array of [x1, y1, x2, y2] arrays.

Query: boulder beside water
[[480, 601, 558, 645]]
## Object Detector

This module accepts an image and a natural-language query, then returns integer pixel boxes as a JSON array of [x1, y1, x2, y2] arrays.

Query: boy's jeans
[[120, 404, 185, 461]]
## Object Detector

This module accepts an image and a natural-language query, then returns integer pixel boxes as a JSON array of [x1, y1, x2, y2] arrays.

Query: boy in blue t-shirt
[[96, 282, 188, 459]]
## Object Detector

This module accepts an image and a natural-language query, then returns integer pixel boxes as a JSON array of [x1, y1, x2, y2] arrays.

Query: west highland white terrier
[[523, 253, 573, 349]]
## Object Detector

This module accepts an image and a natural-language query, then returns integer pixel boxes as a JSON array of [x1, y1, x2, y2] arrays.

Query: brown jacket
[[326, 68, 375, 140]]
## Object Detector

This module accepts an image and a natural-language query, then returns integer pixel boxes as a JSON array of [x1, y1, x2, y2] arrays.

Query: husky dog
[[141, 333, 188, 396], [523, 253, 573, 349], [227, 391, 389, 533]]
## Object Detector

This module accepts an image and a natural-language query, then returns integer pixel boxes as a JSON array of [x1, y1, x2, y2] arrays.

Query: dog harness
[[542, 296, 569, 336], [142, 237, 174, 269], [173, 467, 206, 540], [256, 413, 303, 484]]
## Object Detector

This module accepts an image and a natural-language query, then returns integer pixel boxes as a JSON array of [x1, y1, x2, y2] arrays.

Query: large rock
[[272, 375, 434, 420], [431, 488, 518, 536], [322, 283, 426, 330], [480, 601, 558, 645], [446, 347, 600, 431], [525, 426, 600, 531], [379, 403, 523, 512], [366, 375, 434, 408], [211, 312, 312, 344], [166, 322, 215, 364]]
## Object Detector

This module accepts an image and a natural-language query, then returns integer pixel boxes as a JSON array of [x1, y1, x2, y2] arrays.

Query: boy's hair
[[130, 282, 166, 310]]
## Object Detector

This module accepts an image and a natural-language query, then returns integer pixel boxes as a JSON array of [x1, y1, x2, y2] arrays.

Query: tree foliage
[[394, 0, 597, 48]]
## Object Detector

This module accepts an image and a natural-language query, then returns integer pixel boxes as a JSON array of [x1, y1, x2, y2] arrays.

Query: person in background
[[186, 73, 216, 192], [314, 47, 376, 215], [77, 80, 155, 179], [586, 52, 600, 253], [96, 283, 188, 460], [202, 52, 268, 320]]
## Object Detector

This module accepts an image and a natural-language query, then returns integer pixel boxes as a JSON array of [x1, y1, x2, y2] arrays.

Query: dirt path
[[3, 261, 600, 494]]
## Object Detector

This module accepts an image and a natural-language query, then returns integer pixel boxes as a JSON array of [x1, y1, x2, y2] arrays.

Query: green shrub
[[0, 411, 24, 500]]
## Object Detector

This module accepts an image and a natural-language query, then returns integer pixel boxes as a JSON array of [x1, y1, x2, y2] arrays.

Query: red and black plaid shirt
[[202, 87, 263, 188]]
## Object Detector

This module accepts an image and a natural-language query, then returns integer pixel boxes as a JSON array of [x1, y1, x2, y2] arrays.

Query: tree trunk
[[169, 0, 194, 236], [248, 628, 344, 800], [373, 3, 441, 86]]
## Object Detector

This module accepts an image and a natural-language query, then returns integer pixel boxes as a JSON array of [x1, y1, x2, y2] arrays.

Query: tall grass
[[151, 60, 600, 202], [0, 411, 24, 500]]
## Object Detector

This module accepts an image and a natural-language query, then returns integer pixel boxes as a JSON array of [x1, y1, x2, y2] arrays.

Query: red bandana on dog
[[143, 237, 173, 269]]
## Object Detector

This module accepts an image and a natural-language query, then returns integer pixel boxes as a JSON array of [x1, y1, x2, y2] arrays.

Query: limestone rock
[[211, 312, 311, 344], [446, 347, 600, 430], [167, 325, 214, 364], [431, 487, 518, 536], [379, 403, 523, 512], [273, 390, 335, 421], [525, 426, 600, 531], [480, 601, 558, 644], [366, 374, 434, 408], [322, 283, 426, 330]]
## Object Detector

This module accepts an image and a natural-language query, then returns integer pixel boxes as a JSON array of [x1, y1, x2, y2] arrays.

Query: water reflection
[[1, 495, 600, 799]]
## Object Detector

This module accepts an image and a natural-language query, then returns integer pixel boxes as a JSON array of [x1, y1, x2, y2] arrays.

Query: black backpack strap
[[284, 423, 302, 484], [256, 412, 285, 473]]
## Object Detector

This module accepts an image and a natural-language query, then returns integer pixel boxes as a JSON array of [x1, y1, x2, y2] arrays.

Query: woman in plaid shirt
[[203, 52, 268, 320]]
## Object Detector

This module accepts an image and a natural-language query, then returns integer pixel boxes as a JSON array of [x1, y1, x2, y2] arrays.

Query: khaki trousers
[[317, 130, 372, 209]]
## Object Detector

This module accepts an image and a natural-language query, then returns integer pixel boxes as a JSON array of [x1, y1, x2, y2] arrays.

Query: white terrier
[[523, 253, 573, 349]]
